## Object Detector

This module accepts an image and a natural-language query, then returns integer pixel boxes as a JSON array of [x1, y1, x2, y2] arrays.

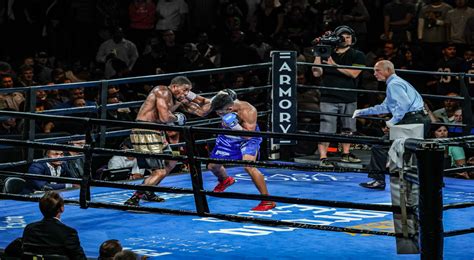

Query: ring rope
[[443, 166, 474, 175], [443, 202, 474, 211], [443, 228, 474, 237], [198, 156, 387, 175], [299, 61, 474, 78], [298, 84, 474, 102], [0, 110, 391, 146], [0, 192, 402, 237], [0, 168, 402, 213], [205, 190, 408, 214]]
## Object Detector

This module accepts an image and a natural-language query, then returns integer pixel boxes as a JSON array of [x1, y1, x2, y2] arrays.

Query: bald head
[[373, 60, 395, 82]]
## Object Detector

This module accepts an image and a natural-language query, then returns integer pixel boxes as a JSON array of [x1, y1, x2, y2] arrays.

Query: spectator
[[107, 138, 145, 180], [33, 51, 53, 84], [417, 0, 453, 69], [22, 150, 76, 193], [0, 109, 21, 135], [445, 0, 474, 55], [282, 5, 311, 47], [382, 0, 416, 45], [96, 27, 139, 79], [382, 40, 403, 68], [220, 30, 261, 67], [340, 0, 370, 51], [160, 29, 184, 72], [0, 73, 25, 111], [253, 0, 285, 43], [249, 32, 272, 62], [155, 0, 189, 34], [450, 108, 463, 124], [17, 64, 37, 87], [106, 96, 135, 121], [466, 15, 474, 45], [398, 44, 426, 89], [432, 42, 465, 95], [99, 239, 123, 260], [51, 67, 66, 84], [179, 43, 215, 93], [22, 191, 87, 259], [432, 92, 460, 123], [465, 47, 474, 97], [432, 124, 470, 179], [196, 32, 220, 67], [0, 61, 15, 77], [128, 0, 157, 53], [133, 34, 169, 76]]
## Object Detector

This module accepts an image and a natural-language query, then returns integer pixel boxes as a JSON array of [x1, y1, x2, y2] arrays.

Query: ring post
[[416, 143, 444, 259], [270, 51, 297, 159], [23, 88, 37, 163], [98, 80, 109, 148], [80, 123, 93, 209], [183, 126, 209, 215], [459, 74, 473, 136]]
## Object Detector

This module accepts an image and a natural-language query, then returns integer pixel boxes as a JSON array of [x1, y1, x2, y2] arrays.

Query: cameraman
[[312, 25, 366, 167]]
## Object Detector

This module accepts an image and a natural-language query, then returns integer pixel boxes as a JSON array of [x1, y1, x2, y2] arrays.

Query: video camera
[[311, 25, 356, 58]]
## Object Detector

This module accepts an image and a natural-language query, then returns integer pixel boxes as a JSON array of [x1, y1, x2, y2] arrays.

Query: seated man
[[22, 191, 87, 259], [107, 138, 145, 180], [23, 150, 75, 193]]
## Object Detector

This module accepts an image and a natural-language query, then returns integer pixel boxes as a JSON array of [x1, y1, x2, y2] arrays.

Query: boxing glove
[[220, 89, 237, 101], [222, 112, 242, 130], [174, 112, 186, 126]]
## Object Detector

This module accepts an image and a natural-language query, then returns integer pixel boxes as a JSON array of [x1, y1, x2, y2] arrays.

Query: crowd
[[0, 0, 472, 187]]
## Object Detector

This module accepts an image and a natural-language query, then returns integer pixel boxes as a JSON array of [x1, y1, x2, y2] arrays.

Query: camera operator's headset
[[334, 25, 357, 46]]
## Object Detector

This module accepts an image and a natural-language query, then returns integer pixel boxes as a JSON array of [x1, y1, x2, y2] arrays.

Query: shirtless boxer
[[208, 91, 276, 211], [125, 76, 211, 206]]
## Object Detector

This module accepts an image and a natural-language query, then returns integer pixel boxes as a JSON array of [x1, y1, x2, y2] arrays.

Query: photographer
[[312, 25, 366, 167]]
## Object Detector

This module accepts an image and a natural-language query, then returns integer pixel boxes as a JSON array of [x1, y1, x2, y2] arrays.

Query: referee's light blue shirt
[[359, 74, 424, 125]]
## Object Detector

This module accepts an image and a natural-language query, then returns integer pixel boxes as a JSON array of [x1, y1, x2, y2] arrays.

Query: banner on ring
[[271, 51, 297, 145]]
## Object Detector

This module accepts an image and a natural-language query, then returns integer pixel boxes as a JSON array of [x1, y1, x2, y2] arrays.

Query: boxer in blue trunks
[[208, 91, 276, 211]]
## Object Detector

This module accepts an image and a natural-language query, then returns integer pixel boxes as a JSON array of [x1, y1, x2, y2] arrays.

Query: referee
[[353, 59, 431, 189]]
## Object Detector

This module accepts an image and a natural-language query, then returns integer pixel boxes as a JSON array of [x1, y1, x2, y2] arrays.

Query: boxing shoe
[[252, 201, 276, 211], [124, 194, 141, 206], [213, 176, 235, 192], [142, 191, 165, 202]]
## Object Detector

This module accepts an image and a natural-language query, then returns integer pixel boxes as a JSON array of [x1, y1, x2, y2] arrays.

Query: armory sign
[[272, 51, 297, 145]]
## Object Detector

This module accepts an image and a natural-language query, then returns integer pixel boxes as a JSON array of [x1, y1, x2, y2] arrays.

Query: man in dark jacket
[[23, 150, 74, 194], [22, 191, 87, 259]]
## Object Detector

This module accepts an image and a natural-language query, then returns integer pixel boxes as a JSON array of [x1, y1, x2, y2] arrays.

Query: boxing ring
[[1, 168, 473, 259], [0, 52, 473, 259]]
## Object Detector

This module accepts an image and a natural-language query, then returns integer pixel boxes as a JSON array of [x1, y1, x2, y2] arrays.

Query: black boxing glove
[[173, 112, 186, 126], [220, 89, 237, 101]]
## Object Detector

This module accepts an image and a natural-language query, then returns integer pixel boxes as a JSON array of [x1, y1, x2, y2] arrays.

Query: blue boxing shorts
[[210, 125, 262, 160]]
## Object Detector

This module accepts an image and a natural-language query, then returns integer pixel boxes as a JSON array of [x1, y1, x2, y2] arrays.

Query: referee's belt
[[406, 109, 428, 116]]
